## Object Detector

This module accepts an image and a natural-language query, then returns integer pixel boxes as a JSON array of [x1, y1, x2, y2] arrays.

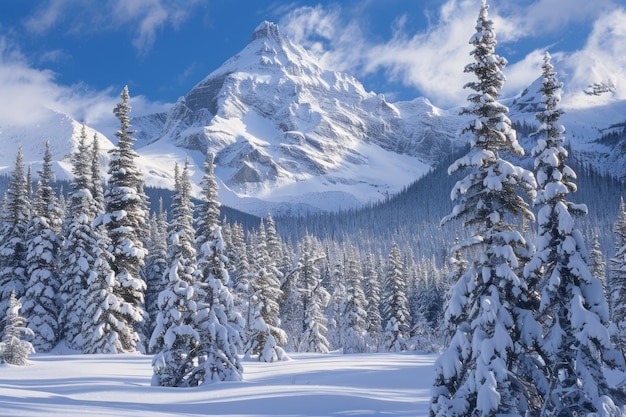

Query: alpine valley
[[1, 21, 625, 217]]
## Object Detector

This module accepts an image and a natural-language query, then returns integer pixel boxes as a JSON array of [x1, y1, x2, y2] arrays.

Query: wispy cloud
[[495, 0, 618, 42], [280, 0, 625, 108], [23, 0, 207, 55], [363, 0, 477, 107], [280, 0, 477, 107], [560, 7, 626, 105], [0, 37, 169, 138], [279, 5, 347, 62]]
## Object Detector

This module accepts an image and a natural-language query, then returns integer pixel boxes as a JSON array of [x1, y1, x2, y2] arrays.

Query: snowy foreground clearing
[[0, 352, 436, 416]]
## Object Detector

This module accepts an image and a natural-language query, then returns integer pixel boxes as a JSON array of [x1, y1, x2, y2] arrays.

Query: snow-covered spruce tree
[[525, 52, 623, 416], [382, 242, 410, 352], [299, 233, 330, 353], [340, 246, 368, 354], [431, 3, 539, 416], [325, 250, 346, 350], [280, 268, 302, 351], [245, 221, 288, 362], [102, 86, 149, 352], [59, 127, 121, 353], [230, 222, 252, 327], [610, 197, 626, 355], [90, 133, 105, 215], [363, 252, 382, 351], [589, 233, 607, 292], [265, 214, 284, 275], [58, 126, 96, 349], [222, 221, 242, 279], [81, 240, 128, 354], [195, 152, 220, 244], [192, 152, 244, 384], [82, 133, 134, 354], [0, 147, 31, 325], [144, 199, 169, 348], [0, 291, 34, 365], [150, 163, 202, 387], [22, 141, 63, 352]]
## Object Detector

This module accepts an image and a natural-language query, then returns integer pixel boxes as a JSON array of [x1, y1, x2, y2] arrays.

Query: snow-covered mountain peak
[[251, 20, 282, 43], [133, 21, 461, 216]]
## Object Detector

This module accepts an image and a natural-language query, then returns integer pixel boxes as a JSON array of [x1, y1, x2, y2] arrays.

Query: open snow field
[[0, 352, 437, 416]]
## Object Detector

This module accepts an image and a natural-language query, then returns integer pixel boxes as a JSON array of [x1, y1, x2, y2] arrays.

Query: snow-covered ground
[[0, 351, 436, 416]]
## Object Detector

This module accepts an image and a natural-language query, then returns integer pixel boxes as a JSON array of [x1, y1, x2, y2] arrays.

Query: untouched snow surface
[[0, 352, 436, 416]]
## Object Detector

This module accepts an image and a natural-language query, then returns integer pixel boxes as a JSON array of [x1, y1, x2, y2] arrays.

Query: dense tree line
[[0, 87, 454, 379]]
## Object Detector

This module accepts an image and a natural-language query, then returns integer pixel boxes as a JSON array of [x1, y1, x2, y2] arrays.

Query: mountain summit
[[134, 21, 461, 215]]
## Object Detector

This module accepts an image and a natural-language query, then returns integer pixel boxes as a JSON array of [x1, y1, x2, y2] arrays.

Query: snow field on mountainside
[[0, 351, 435, 417]]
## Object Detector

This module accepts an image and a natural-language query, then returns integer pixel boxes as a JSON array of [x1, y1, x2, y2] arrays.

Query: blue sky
[[0, 0, 624, 138]]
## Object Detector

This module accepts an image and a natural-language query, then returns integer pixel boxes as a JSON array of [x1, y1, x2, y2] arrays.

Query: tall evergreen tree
[[192, 152, 244, 383], [0, 147, 31, 326], [230, 222, 252, 325], [340, 246, 368, 354], [59, 126, 120, 352], [245, 221, 288, 361], [363, 251, 382, 350], [22, 141, 63, 352], [144, 199, 169, 346], [90, 134, 105, 215], [280, 263, 302, 351], [102, 86, 149, 352], [195, 152, 220, 247], [150, 162, 202, 387], [525, 52, 623, 416], [382, 242, 410, 352], [59, 126, 96, 349], [325, 249, 345, 350], [85, 133, 136, 354], [431, 3, 539, 415], [299, 234, 330, 353]]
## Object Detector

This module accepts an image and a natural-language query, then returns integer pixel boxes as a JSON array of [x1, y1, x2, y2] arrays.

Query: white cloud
[[23, 0, 67, 34], [280, 1, 626, 109], [560, 7, 626, 105], [23, 0, 207, 54], [280, 0, 478, 108], [494, 0, 618, 43], [364, 0, 477, 107], [501, 48, 546, 98], [277, 6, 372, 84], [0, 37, 170, 139]]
